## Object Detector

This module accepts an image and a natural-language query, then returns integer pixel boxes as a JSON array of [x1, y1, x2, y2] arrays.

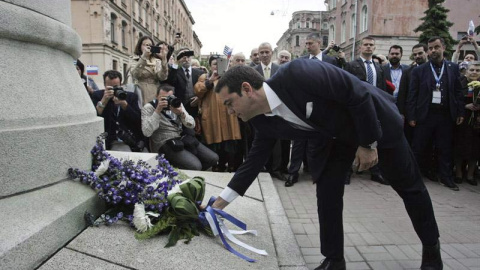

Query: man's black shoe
[[371, 174, 390, 185], [285, 174, 299, 187], [440, 178, 459, 191], [270, 171, 286, 181], [421, 241, 443, 270], [314, 258, 346, 270], [466, 178, 478, 186]]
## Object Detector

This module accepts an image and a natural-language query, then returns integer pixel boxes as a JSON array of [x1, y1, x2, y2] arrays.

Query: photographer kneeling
[[142, 84, 218, 170], [92, 70, 145, 152]]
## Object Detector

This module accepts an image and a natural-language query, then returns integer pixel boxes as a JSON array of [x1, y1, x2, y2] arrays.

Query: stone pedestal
[[0, 1, 104, 269]]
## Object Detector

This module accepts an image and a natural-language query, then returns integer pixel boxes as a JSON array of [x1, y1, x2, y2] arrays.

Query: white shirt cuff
[[219, 187, 239, 203]]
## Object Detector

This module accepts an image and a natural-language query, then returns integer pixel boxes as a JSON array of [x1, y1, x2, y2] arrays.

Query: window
[[113, 60, 118, 71], [330, 0, 336, 9], [323, 36, 328, 47], [110, 13, 117, 43], [123, 63, 128, 80], [297, 22, 300, 29], [306, 22, 310, 28], [351, 13, 356, 38], [121, 21, 127, 47], [341, 20, 346, 43], [296, 35, 299, 46], [361, 5, 368, 32], [146, 3, 150, 29], [329, 25, 335, 43], [323, 23, 328, 30], [457, 32, 467, 40]]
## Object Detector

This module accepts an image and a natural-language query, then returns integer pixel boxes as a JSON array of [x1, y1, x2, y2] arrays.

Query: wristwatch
[[97, 101, 105, 108], [361, 141, 377, 149]]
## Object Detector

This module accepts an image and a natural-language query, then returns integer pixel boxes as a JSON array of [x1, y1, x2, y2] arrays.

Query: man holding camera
[[92, 70, 144, 152], [141, 84, 218, 170], [164, 47, 205, 118]]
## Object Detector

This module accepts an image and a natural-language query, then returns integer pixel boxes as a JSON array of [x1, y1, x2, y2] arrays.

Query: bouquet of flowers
[[68, 134, 211, 246]]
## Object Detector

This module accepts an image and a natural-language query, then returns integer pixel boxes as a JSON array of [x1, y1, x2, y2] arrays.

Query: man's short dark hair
[[427, 36, 446, 46], [134, 36, 155, 56], [389, 45, 403, 55], [412, 43, 428, 52], [306, 32, 321, 41], [157, 84, 175, 95], [215, 65, 264, 96], [103, 70, 122, 84]]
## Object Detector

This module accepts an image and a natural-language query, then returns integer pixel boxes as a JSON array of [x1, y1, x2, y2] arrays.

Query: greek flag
[[223, 45, 233, 58]]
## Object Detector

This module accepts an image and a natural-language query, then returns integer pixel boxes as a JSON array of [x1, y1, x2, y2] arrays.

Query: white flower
[[94, 159, 110, 177], [132, 203, 158, 232], [168, 178, 191, 195]]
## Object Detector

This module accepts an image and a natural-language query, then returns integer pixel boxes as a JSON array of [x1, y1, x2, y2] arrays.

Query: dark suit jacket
[[396, 64, 416, 115], [301, 53, 343, 68], [228, 59, 404, 195], [344, 58, 387, 91], [406, 60, 464, 123], [254, 62, 280, 78], [91, 90, 142, 149], [164, 66, 204, 116]]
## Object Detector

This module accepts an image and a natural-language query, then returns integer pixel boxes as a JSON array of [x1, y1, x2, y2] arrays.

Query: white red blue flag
[[86, 65, 99, 75], [223, 45, 233, 59]]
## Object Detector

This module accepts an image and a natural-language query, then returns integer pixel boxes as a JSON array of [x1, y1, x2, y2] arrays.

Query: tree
[[414, 0, 455, 56]]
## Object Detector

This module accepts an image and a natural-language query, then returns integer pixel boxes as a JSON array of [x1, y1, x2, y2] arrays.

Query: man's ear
[[241, 82, 253, 96]]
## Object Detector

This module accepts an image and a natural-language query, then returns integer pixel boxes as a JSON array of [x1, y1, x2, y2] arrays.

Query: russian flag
[[86, 65, 99, 75]]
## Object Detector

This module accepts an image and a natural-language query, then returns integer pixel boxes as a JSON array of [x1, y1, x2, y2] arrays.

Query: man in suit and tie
[[303, 33, 344, 67], [344, 36, 388, 185], [407, 36, 465, 191], [254, 42, 288, 180], [210, 62, 443, 270], [164, 47, 205, 118], [383, 45, 410, 99]]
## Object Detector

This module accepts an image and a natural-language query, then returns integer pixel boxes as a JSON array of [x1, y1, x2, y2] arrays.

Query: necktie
[[365, 60, 374, 85], [264, 67, 270, 79], [311, 56, 318, 60], [185, 68, 190, 79]]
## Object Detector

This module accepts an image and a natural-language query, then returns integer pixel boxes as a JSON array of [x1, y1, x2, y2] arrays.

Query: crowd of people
[[76, 32, 480, 192]]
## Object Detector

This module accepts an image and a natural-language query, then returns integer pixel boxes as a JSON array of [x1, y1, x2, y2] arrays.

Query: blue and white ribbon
[[199, 196, 268, 262]]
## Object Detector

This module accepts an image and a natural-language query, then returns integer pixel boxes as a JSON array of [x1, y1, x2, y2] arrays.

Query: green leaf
[[134, 216, 176, 240], [165, 227, 180, 247]]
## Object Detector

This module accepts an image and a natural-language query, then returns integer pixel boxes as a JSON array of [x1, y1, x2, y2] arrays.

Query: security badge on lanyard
[[430, 62, 444, 104]]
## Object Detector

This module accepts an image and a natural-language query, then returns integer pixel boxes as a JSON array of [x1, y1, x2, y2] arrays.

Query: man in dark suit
[[211, 62, 442, 270], [164, 47, 204, 118], [249, 48, 260, 67], [286, 34, 345, 187], [344, 36, 388, 185], [92, 70, 143, 152], [407, 36, 465, 191], [397, 43, 428, 144], [254, 42, 287, 180], [383, 45, 410, 99]]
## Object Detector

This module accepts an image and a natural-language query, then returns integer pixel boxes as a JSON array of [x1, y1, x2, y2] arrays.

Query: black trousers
[[314, 136, 440, 259]]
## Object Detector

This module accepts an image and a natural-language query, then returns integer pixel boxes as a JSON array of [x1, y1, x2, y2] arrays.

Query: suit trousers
[[314, 136, 439, 260], [411, 110, 454, 181], [288, 139, 308, 175]]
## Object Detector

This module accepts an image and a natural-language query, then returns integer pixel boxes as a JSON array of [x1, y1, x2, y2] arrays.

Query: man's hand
[[326, 40, 335, 50], [155, 98, 169, 113], [466, 103, 480, 111], [101, 88, 114, 104], [337, 51, 345, 59], [409, 120, 416, 127], [170, 104, 184, 116], [211, 196, 229, 210], [456, 116, 464, 125], [353, 146, 378, 172], [190, 96, 199, 107], [156, 44, 168, 61], [113, 97, 128, 110]]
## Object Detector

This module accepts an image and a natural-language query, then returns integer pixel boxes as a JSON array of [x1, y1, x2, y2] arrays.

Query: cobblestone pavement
[[273, 170, 480, 270]]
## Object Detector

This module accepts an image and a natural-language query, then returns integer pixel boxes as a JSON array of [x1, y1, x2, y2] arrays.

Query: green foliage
[[134, 215, 177, 240], [414, 0, 455, 57]]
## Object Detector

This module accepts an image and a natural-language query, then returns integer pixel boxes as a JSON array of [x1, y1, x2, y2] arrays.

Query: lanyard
[[430, 61, 445, 91]]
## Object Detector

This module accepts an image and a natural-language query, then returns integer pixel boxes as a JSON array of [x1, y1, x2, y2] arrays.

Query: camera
[[162, 95, 182, 109], [112, 85, 127, 100], [150, 46, 161, 54], [176, 50, 194, 60], [332, 44, 341, 52], [117, 129, 145, 152]]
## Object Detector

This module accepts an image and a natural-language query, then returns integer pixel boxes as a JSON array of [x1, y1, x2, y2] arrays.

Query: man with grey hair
[[231, 52, 246, 67], [278, 50, 291, 65], [249, 48, 260, 67]]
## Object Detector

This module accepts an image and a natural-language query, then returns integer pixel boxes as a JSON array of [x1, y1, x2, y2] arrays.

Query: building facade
[[71, 0, 201, 88], [276, 10, 331, 59], [323, 0, 479, 62]]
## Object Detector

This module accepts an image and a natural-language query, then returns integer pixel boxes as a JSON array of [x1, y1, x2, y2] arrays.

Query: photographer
[[141, 84, 218, 170], [452, 35, 480, 64], [92, 70, 144, 152]]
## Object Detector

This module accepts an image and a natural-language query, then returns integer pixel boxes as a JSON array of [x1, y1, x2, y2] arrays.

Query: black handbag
[[166, 138, 184, 152]]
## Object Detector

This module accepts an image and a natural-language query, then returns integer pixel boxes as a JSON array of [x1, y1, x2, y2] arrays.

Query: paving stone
[[344, 246, 364, 262]]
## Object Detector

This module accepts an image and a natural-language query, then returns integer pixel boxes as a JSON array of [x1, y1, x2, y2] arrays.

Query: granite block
[[39, 248, 130, 270]]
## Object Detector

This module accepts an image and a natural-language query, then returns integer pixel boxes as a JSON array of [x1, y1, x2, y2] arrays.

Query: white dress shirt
[[310, 52, 323, 61]]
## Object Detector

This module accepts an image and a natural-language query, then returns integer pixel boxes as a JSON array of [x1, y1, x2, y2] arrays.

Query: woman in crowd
[[75, 59, 99, 96], [454, 61, 480, 186], [194, 55, 242, 172], [129, 36, 168, 105]]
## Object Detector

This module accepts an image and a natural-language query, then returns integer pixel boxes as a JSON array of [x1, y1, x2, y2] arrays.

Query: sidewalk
[[273, 170, 480, 270]]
